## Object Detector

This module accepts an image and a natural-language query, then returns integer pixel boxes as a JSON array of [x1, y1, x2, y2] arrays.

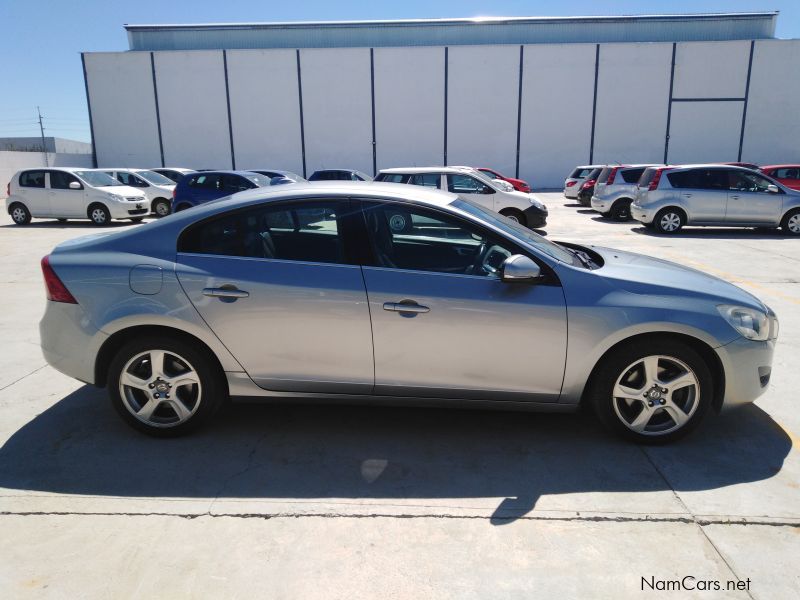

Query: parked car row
[[6, 164, 542, 228], [564, 162, 800, 235]]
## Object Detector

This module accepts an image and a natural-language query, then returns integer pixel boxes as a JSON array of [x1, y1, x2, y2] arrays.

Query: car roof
[[379, 166, 473, 174], [669, 163, 756, 171], [760, 164, 800, 169]]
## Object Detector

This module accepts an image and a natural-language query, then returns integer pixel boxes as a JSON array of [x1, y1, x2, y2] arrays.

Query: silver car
[[564, 165, 603, 199], [39, 182, 777, 443], [590, 165, 658, 221], [632, 164, 800, 235]]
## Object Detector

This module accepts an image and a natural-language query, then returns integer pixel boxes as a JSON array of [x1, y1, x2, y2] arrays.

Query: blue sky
[[0, 1, 795, 143]]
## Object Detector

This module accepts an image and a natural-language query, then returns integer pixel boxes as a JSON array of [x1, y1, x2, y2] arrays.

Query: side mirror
[[767, 184, 780, 194], [482, 185, 495, 194], [68, 181, 81, 190], [500, 254, 541, 283]]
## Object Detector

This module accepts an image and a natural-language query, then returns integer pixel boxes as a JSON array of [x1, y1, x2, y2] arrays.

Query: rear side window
[[49, 171, 82, 190], [19, 170, 45, 188], [668, 169, 727, 190], [409, 174, 441, 188], [621, 168, 645, 183], [775, 167, 800, 179], [596, 168, 612, 184], [188, 174, 221, 190], [116, 172, 147, 187], [178, 200, 346, 264]]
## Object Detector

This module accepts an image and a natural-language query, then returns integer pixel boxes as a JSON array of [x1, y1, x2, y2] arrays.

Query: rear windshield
[[570, 167, 593, 179], [596, 167, 612, 184], [586, 168, 602, 181], [621, 168, 646, 184], [637, 168, 659, 187]]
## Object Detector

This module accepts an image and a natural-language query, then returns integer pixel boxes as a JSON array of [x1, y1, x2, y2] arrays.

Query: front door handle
[[730, 195, 740, 200], [383, 301, 430, 314], [203, 286, 249, 301], [682, 193, 692, 198]]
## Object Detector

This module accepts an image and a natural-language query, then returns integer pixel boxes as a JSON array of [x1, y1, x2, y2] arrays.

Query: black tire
[[108, 335, 227, 437], [152, 198, 171, 218], [781, 208, 800, 236], [500, 208, 527, 227], [9, 203, 31, 225], [653, 207, 685, 234], [130, 217, 144, 223], [609, 198, 633, 221], [88, 203, 111, 226], [588, 338, 713, 444], [174, 203, 191, 212]]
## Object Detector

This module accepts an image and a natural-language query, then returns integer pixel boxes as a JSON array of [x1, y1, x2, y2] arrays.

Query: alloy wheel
[[91, 208, 107, 224], [118, 349, 202, 428], [155, 201, 170, 217], [788, 213, 800, 234], [11, 207, 27, 223], [611, 355, 699, 436]]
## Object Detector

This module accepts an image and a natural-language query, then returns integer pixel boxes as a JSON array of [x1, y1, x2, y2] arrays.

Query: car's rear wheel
[[654, 208, 685, 234], [108, 336, 227, 437], [609, 198, 633, 221], [88, 203, 111, 226], [500, 208, 527, 226], [9, 203, 31, 225], [152, 198, 171, 218], [588, 339, 712, 443], [781, 208, 800, 236]]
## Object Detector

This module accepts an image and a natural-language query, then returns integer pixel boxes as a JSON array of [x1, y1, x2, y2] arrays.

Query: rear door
[[358, 199, 567, 401], [48, 170, 85, 217], [668, 169, 728, 223], [175, 198, 374, 393], [16, 170, 49, 216], [726, 170, 783, 224]]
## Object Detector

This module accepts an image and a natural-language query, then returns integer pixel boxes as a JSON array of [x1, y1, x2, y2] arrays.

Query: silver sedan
[[39, 182, 778, 442]]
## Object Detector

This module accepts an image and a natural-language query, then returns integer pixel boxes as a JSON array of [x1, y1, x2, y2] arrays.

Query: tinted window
[[49, 171, 82, 190], [570, 168, 592, 179], [188, 174, 221, 190], [621, 168, 646, 183], [597, 168, 614, 184], [19, 170, 45, 188], [363, 202, 514, 277], [409, 174, 441, 188], [116, 172, 148, 187], [667, 169, 727, 190], [377, 173, 409, 184], [728, 171, 774, 193], [222, 174, 254, 192], [179, 201, 346, 264], [447, 174, 490, 194], [774, 167, 800, 179]]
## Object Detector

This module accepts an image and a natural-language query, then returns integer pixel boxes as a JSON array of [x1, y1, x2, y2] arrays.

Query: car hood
[[591, 246, 767, 311], [96, 185, 146, 197]]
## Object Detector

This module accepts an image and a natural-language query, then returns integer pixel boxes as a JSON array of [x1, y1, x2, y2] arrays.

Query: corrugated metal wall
[[83, 38, 800, 188]]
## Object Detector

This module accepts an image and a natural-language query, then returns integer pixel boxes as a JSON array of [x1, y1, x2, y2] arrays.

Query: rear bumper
[[523, 206, 548, 229], [715, 337, 775, 410], [564, 185, 579, 199], [40, 300, 107, 385], [631, 202, 655, 224], [590, 196, 611, 214]]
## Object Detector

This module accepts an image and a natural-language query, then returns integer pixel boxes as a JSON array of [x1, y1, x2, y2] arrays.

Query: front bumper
[[715, 336, 775, 410], [523, 206, 548, 229], [631, 202, 655, 224], [109, 201, 148, 219]]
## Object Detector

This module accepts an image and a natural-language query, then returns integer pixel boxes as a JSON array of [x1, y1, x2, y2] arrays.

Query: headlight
[[109, 194, 123, 202], [717, 305, 770, 341]]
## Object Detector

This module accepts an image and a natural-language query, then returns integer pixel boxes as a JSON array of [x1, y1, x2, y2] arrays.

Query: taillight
[[581, 179, 596, 190], [566, 181, 577, 187], [648, 168, 671, 191], [172, 188, 177, 199], [41, 256, 77, 304], [607, 168, 619, 185]]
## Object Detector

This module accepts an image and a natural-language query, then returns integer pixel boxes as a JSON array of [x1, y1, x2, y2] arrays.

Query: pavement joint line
[[1, 510, 799, 527], [639, 447, 755, 599], [0, 364, 47, 393]]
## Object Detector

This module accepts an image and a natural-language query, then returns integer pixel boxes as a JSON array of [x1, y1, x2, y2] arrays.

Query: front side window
[[188, 174, 221, 190], [222, 175, 254, 192], [409, 174, 441, 188], [447, 174, 491, 194], [19, 170, 45, 188], [74, 170, 121, 187], [728, 171, 774, 193], [116, 172, 148, 187], [179, 200, 347, 265], [49, 171, 82, 190], [362, 202, 514, 278], [137, 170, 175, 185]]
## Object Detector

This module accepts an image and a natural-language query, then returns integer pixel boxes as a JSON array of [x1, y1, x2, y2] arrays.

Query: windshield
[[452, 199, 574, 264], [137, 170, 175, 185], [74, 170, 122, 187]]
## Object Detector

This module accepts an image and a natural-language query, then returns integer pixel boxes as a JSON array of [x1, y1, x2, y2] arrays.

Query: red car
[[476, 168, 531, 193], [760, 165, 800, 190]]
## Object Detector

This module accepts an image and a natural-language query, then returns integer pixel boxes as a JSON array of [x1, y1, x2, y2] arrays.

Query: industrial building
[[82, 12, 799, 187]]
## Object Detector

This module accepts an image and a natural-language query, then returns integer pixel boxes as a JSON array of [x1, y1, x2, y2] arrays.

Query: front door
[[359, 200, 567, 401], [175, 198, 374, 393], [726, 170, 783, 225]]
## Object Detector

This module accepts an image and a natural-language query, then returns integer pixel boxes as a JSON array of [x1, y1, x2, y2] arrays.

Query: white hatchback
[[102, 169, 176, 217], [5, 168, 148, 226]]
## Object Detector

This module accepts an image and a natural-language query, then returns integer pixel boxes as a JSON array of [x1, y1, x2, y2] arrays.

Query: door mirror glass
[[767, 184, 780, 194], [500, 254, 541, 283], [68, 181, 81, 190]]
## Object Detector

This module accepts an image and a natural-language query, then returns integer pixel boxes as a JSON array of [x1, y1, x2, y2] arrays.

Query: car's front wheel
[[500, 208, 527, 226], [781, 208, 800, 236], [108, 336, 227, 436], [588, 339, 712, 443], [152, 198, 171, 218], [88, 203, 111, 226]]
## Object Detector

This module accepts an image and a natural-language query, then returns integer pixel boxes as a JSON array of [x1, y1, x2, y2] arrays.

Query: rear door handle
[[730, 195, 740, 200], [203, 287, 249, 299], [682, 193, 692, 198], [383, 301, 430, 314]]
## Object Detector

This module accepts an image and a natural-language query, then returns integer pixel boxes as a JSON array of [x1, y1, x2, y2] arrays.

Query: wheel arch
[[94, 324, 228, 391], [7, 199, 28, 214], [580, 331, 725, 413]]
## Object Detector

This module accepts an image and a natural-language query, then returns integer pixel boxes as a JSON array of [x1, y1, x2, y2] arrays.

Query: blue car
[[172, 171, 272, 211]]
